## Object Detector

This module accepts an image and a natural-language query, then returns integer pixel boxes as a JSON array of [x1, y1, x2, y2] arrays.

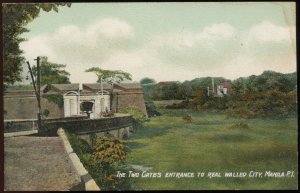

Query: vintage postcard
[[2, 2, 297, 191]]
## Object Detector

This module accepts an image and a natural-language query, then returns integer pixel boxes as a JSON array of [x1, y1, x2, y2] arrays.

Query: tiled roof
[[51, 84, 79, 91], [6, 83, 143, 96], [83, 83, 112, 91], [116, 83, 142, 89]]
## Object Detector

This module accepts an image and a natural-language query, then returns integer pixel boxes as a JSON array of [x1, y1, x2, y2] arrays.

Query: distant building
[[4, 83, 147, 120], [216, 81, 234, 97], [207, 80, 234, 97], [156, 81, 180, 86]]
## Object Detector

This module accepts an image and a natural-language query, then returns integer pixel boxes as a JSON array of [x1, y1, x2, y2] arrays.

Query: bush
[[145, 101, 161, 117], [227, 89, 297, 118], [118, 107, 147, 127], [42, 109, 50, 117], [66, 133, 133, 190], [42, 94, 64, 108]]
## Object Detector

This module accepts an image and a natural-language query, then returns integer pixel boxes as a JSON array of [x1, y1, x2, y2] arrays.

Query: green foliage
[[140, 77, 156, 84], [190, 90, 209, 110], [66, 133, 132, 190], [149, 77, 226, 101], [152, 81, 181, 100], [189, 77, 226, 91], [119, 107, 147, 127], [89, 135, 129, 189], [31, 56, 70, 86], [153, 71, 297, 119], [141, 84, 156, 101], [2, 3, 71, 88], [85, 67, 132, 83], [42, 94, 64, 108], [145, 101, 161, 117], [42, 109, 50, 117], [232, 71, 297, 95], [226, 89, 297, 118], [85, 67, 132, 110]]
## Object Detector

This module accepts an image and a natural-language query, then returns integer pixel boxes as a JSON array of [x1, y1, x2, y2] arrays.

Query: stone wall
[[4, 96, 64, 120], [114, 93, 147, 115]]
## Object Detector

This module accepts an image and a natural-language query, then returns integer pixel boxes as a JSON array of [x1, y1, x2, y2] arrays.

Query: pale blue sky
[[19, 2, 296, 83]]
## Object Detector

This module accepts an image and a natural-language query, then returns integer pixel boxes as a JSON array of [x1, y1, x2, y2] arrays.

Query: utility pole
[[212, 77, 215, 95], [34, 57, 42, 129], [27, 56, 42, 129], [100, 77, 104, 113], [207, 86, 210, 97]]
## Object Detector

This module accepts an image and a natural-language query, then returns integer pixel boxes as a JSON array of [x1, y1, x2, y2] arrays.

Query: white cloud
[[20, 18, 135, 63], [20, 35, 55, 60], [20, 18, 137, 83], [87, 18, 134, 39], [242, 20, 294, 45], [151, 23, 235, 50], [200, 23, 235, 39], [19, 19, 296, 84]]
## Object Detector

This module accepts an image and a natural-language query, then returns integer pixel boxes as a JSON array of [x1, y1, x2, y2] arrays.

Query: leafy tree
[[231, 78, 246, 96], [31, 56, 70, 86], [189, 77, 226, 91], [177, 82, 192, 100], [152, 81, 180, 100], [2, 3, 71, 89], [141, 84, 156, 101], [85, 67, 132, 84], [140, 77, 156, 85], [233, 71, 297, 94]]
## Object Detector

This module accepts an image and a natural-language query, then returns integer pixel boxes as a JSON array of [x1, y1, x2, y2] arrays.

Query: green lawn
[[125, 109, 298, 190]]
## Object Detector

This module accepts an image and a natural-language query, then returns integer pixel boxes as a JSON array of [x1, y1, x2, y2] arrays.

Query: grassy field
[[125, 109, 298, 190]]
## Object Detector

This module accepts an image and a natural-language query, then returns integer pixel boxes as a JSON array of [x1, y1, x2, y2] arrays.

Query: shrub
[[42, 94, 64, 108], [66, 133, 133, 190], [118, 107, 147, 127], [145, 101, 161, 117], [90, 135, 130, 190], [226, 89, 297, 118], [42, 109, 50, 117]]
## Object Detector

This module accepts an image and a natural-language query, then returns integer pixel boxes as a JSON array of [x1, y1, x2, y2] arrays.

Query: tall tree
[[2, 3, 71, 89], [31, 56, 70, 86]]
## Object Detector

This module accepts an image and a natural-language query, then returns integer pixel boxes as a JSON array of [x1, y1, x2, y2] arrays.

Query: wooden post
[[27, 58, 42, 129], [35, 57, 42, 129]]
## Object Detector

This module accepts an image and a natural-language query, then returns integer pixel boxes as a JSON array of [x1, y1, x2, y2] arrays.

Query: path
[[4, 135, 82, 191]]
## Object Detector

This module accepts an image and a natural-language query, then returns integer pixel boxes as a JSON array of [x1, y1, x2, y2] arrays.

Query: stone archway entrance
[[80, 101, 94, 118], [63, 91, 79, 117], [63, 90, 110, 119]]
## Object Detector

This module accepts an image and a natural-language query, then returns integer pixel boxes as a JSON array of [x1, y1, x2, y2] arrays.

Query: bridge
[[4, 114, 133, 140]]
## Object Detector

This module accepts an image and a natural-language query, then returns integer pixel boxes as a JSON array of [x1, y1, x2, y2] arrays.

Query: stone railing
[[4, 116, 87, 133], [40, 114, 133, 136]]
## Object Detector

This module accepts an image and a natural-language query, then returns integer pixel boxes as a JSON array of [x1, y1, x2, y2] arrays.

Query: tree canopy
[[31, 56, 70, 86], [2, 3, 71, 88], [140, 77, 156, 85], [85, 67, 132, 84]]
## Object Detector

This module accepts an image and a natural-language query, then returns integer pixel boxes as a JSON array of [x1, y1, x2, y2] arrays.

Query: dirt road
[[4, 135, 82, 191]]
